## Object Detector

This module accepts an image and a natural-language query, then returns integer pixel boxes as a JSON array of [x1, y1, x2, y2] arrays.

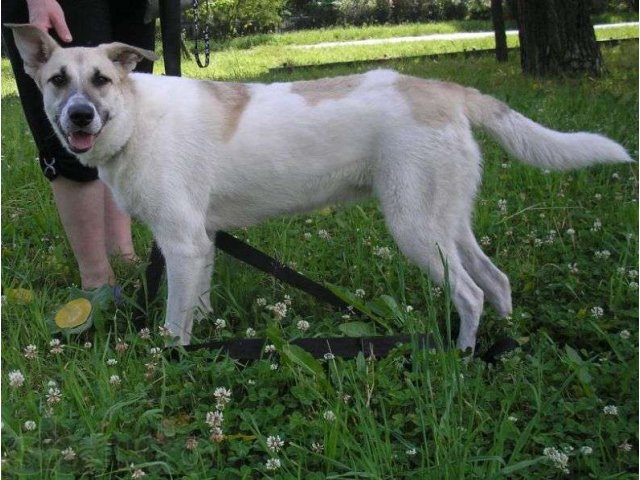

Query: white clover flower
[[323, 410, 336, 422], [256, 297, 267, 307], [341, 314, 351, 321], [264, 344, 276, 353], [158, 325, 173, 338], [266, 435, 285, 453], [138, 328, 151, 340], [373, 245, 393, 259], [498, 199, 508, 214], [214, 318, 226, 330], [49, 338, 64, 355], [406, 447, 417, 456], [594, 250, 611, 260], [115, 339, 128, 353], [61, 447, 76, 461], [185, 436, 199, 451], [109, 375, 121, 386], [355, 288, 366, 298], [318, 229, 331, 240], [594, 193, 602, 201], [543, 447, 569, 474], [23, 344, 38, 360], [8, 370, 25, 388], [311, 441, 324, 453], [579, 446, 593, 455], [83, 341, 92, 349], [265, 458, 281, 471], [619, 330, 631, 340], [603, 405, 618, 416], [270, 363, 279, 371], [296, 320, 310, 332], [106, 358, 118, 366], [205, 410, 224, 428], [590, 306, 604, 318], [214, 387, 232, 409], [130, 464, 147, 479], [405, 305, 414, 313], [629, 282, 639, 291], [618, 441, 632, 452], [305, 218, 313, 224], [24, 420, 37, 431], [508, 416, 518, 422], [272, 302, 288, 319], [480, 236, 491, 246], [323, 352, 335, 361], [590, 219, 602, 232], [565, 228, 575, 236], [210, 427, 225, 443], [568, 263, 579, 274], [246, 327, 256, 338], [150, 347, 162, 357], [303, 232, 312, 240], [628, 269, 639, 279], [283, 295, 292, 306]]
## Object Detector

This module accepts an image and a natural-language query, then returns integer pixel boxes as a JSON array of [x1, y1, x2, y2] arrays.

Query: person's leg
[[104, 189, 136, 260], [51, 178, 115, 289], [2, 0, 117, 290]]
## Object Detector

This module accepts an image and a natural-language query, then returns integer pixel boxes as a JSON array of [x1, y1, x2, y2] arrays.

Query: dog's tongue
[[68, 132, 96, 152]]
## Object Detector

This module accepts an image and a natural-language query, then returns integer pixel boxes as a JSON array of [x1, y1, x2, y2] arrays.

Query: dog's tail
[[465, 90, 634, 170]]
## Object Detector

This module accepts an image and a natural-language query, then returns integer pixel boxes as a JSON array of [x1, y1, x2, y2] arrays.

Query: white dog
[[9, 24, 633, 351]]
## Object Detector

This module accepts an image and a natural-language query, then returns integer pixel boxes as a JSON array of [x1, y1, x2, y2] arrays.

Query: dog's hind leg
[[376, 178, 484, 351], [455, 223, 512, 318]]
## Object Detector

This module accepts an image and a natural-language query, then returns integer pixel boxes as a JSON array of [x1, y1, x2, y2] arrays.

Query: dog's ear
[[102, 42, 158, 73], [5, 24, 60, 80]]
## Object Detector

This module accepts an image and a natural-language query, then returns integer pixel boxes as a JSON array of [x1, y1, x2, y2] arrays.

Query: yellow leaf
[[7, 288, 34, 304], [54, 298, 92, 328]]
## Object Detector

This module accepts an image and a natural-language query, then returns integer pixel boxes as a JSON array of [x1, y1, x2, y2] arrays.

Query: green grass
[[1, 31, 638, 479]]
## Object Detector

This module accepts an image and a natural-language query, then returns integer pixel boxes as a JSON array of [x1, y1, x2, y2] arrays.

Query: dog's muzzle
[[60, 95, 104, 154]]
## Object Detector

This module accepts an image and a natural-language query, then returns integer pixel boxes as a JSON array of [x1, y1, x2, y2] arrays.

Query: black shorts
[[1, 0, 155, 182]]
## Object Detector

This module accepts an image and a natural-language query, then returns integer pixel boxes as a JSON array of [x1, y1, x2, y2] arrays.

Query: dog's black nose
[[69, 104, 95, 127]]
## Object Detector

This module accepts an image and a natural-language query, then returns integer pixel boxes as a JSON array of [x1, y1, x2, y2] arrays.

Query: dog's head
[[7, 24, 157, 159]]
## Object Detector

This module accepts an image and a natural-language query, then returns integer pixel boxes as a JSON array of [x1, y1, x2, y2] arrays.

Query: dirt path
[[294, 22, 638, 49]]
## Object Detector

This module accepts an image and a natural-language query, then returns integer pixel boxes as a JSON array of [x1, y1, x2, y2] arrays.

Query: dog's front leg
[[159, 234, 213, 345]]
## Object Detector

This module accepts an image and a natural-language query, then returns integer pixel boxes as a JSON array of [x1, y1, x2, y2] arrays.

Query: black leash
[[173, 334, 436, 360], [192, 0, 211, 68]]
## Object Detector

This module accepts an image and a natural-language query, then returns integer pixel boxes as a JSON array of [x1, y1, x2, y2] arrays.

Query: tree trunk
[[491, 0, 508, 62], [516, 0, 603, 77]]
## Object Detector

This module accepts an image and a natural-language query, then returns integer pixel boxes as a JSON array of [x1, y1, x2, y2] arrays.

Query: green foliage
[[186, 0, 288, 39]]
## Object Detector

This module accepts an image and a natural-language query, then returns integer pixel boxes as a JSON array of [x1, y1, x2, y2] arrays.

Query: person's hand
[[26, 0, 72, 42]]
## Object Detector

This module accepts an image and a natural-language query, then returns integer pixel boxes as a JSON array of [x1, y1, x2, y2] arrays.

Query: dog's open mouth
[[67, 131, 98, 154]]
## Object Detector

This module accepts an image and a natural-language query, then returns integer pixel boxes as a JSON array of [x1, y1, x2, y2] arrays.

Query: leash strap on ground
[[170, 334, 436, 360], [215, 231, 351, 311]]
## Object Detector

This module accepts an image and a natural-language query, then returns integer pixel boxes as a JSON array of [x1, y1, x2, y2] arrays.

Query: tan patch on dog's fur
[[291, 75, 361, 106], [203, 81, 250, 141], [395, 76, 468, 128]]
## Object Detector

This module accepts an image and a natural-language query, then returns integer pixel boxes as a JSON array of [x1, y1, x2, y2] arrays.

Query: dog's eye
[[92, 74, 112, 87], [49, 74, 68, 87]]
